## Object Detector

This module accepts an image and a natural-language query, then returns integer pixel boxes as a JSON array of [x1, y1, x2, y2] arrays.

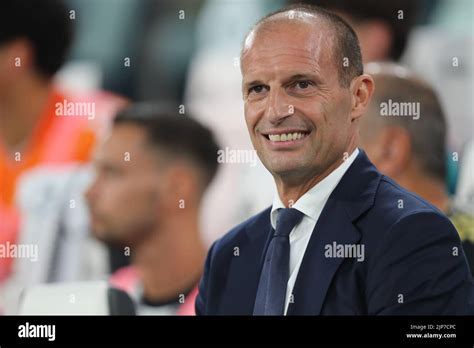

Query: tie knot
[[274, 208, 304, 237]]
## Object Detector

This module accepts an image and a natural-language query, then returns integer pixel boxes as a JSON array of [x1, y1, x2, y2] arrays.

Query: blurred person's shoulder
[[449, 208, 474, 276], [449, 209, 474, 243]]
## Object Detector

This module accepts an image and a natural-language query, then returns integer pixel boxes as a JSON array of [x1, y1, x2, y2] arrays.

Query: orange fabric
[[0, 89, 98, 282], [0, 201, 19, 281], [0, 90, 95, 205]]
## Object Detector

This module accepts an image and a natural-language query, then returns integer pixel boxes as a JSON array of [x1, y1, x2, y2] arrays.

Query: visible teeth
[[268, 132, 306, 142], [269, 134, 281, 141]]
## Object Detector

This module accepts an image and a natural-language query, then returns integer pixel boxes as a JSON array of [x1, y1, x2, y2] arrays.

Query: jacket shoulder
[[370, 175, 446, 225], [213, 206, 272, 252]]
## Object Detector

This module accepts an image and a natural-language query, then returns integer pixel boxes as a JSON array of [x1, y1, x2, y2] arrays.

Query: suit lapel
[[287, 199, 361, 315], [287, 149, 381, 315]]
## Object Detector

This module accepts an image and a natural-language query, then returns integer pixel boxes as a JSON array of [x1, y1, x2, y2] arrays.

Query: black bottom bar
[[0, 316, 473, 346]]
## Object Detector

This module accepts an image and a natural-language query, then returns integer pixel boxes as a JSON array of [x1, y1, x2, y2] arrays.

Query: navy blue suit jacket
[[196, 150, 474, 315]]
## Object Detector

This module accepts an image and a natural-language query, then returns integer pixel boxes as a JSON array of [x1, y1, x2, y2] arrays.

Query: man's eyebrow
[[243, 79, 266, 88], [283, 73, 322, 84], [243, 73, 323, 88]]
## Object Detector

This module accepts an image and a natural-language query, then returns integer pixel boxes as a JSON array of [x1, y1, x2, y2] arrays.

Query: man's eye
[[249, 85, 265, 94], [295, 80, 312, 89]]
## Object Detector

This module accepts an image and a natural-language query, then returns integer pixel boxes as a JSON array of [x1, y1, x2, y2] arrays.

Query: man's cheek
[[244, 118, 258, 143], [244, 108, 255, 128]]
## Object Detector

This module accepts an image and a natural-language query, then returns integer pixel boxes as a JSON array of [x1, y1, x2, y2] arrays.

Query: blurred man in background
[[86, 105, 219, 315], [360, 62, 474, 275]]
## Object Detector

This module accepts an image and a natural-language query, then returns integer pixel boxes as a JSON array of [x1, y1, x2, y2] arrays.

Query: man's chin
[[263, 158, 303, 176], [91, 227, 129, 249]]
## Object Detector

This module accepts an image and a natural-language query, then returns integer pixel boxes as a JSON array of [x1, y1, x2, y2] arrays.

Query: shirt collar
[[270, 148, 360, 229]]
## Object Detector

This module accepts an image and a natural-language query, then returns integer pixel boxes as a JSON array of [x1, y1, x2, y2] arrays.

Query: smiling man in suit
[[195, 5, 474, 315]]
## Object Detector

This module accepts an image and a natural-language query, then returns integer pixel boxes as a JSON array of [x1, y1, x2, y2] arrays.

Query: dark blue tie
[[253, 208, 304, 315]]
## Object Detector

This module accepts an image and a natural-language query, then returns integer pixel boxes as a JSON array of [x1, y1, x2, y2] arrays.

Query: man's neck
[[0, 77, 52, 151], [133, 214, 206, 303], [275, 145, 357, 206]]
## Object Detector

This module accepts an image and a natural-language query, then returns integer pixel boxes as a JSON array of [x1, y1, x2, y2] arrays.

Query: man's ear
[[349, 74, 374, 122], [161, 163, 199, 208], [375, 126, 412, 178]]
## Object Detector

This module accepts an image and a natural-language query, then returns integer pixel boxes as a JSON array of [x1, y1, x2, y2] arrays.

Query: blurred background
[[0, 0, 472, 315]]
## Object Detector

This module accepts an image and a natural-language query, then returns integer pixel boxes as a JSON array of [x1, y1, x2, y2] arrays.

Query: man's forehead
[[241, 21, 334, 77], [243, 12, 332, 52], [242, 54, 324, 82]]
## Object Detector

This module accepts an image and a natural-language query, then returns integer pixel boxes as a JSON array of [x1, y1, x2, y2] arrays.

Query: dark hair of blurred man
[[86, 104, 220, 315], [360, 62, 474, 276]]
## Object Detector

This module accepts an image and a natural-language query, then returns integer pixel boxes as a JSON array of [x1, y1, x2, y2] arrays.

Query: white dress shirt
[[270, 148, 359, 314]]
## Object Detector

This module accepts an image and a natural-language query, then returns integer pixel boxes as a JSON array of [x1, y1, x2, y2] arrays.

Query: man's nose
[[265, 88, 293, 124]]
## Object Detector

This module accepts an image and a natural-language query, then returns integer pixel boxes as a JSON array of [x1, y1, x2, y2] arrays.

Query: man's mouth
[[261, 130, 311, 143]]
